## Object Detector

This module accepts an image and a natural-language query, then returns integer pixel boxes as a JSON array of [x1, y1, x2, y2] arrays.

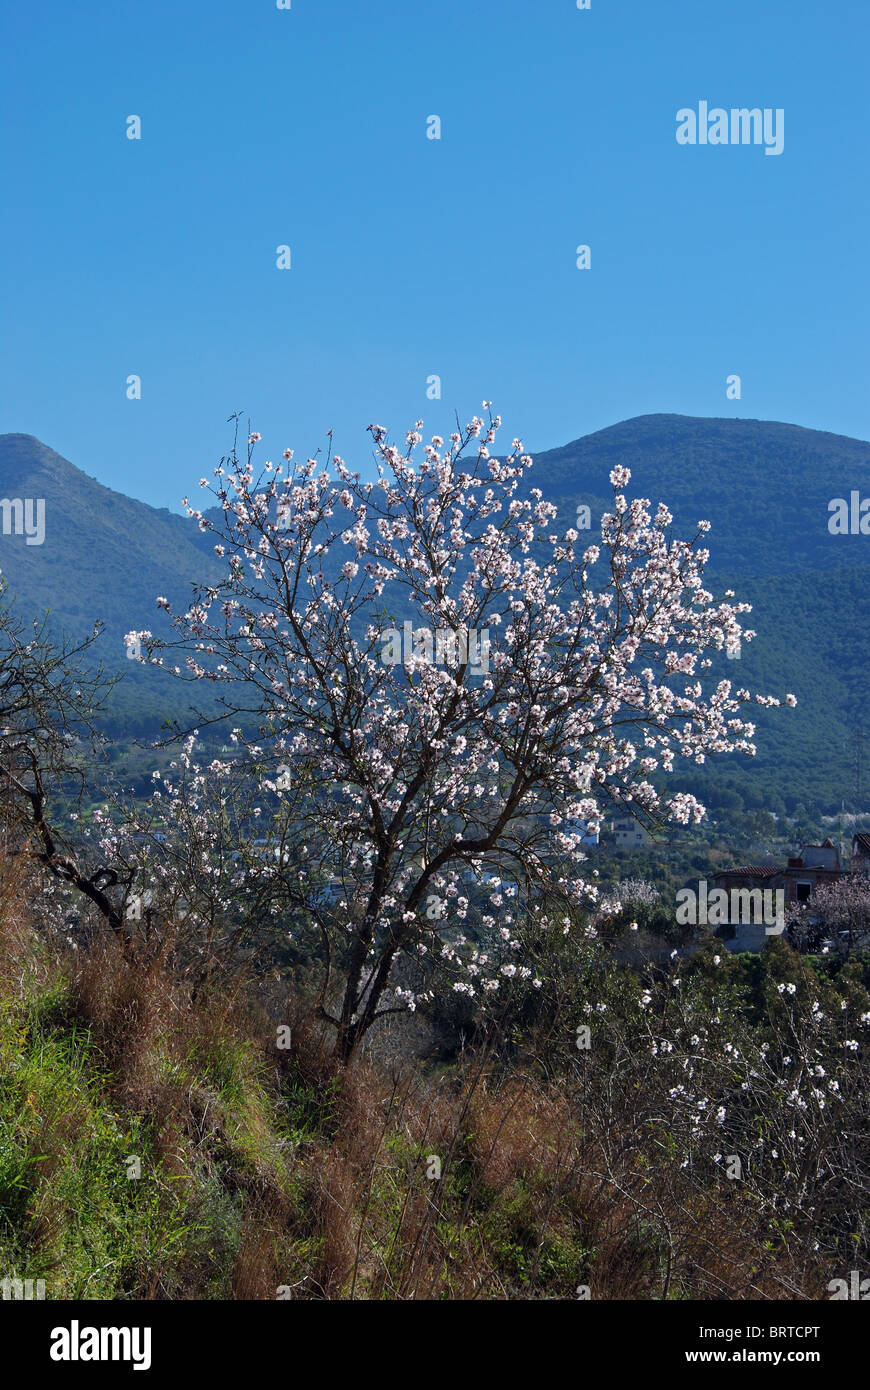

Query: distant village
[[605, 813, 870, 953]]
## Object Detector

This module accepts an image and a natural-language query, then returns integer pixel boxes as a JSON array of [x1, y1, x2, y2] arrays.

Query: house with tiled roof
[[782, 839, 846, 902], [851, 832, 870, 875], [711, 840, 849, 950]]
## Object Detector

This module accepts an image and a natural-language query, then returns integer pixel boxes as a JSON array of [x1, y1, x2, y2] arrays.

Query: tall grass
[[0, 860, 863, 1300]]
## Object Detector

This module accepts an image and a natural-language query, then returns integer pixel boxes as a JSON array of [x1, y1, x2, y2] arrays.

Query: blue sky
[[2, 0, 868, 509]]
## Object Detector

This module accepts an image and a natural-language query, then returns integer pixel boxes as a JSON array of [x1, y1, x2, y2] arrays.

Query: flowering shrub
[[474, 931, 869, 1272]]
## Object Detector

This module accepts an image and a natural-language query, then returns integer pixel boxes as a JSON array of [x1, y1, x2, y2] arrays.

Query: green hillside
[[0, 433, 223, 736], [527, 413, 870, 577]]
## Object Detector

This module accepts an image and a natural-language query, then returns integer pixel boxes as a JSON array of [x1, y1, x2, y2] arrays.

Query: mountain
[[527, 413, 870, 576], [0, 433, 223, 734], [0, 418, 867, 807], [525, 417, 870, 809]]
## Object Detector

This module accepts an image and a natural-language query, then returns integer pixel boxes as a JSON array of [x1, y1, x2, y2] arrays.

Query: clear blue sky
[[2, 0, 868, 509]]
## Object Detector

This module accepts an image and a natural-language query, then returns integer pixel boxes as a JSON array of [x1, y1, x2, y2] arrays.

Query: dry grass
[[0, 874, 851, 1300]]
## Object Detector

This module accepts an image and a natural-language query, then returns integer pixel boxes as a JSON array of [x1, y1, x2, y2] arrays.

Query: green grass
[[0, 983, 200, 1297]]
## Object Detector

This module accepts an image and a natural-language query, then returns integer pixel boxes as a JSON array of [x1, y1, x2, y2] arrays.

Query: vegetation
[[1, 885, 867, 1300]]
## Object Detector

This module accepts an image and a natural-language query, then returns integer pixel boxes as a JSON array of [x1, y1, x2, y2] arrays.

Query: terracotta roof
[[718, 866, 780, 878]]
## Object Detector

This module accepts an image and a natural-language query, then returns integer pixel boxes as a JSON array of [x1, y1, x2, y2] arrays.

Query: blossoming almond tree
[[139, 407, 794, 1060], [787, 874, 870, 957]]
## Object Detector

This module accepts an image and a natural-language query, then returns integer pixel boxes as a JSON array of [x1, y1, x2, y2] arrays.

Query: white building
[[612, 815, 650, 850]]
